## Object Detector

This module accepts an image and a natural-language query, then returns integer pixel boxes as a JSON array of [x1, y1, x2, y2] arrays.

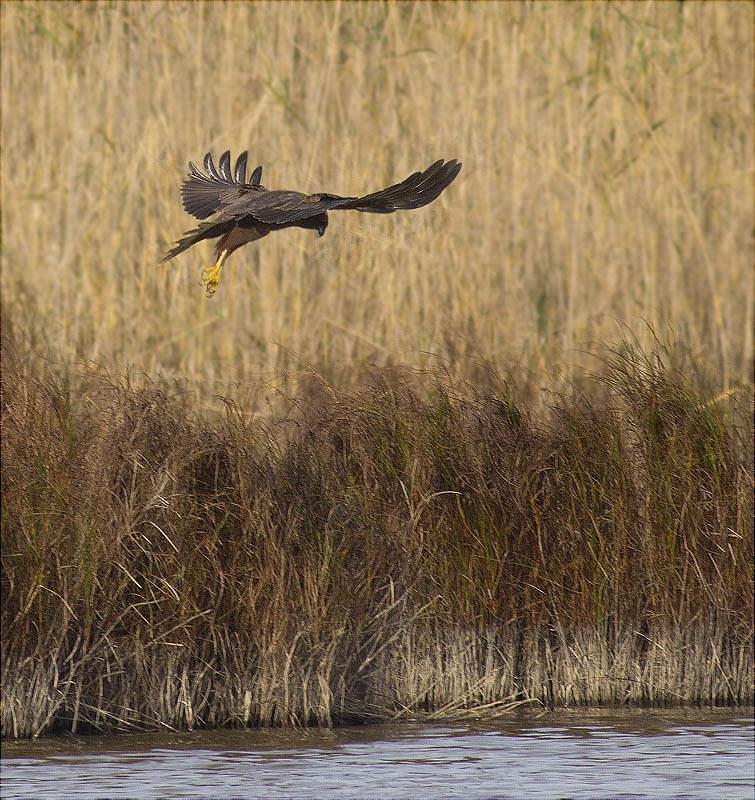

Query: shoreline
[[3, 621, 753, 740]]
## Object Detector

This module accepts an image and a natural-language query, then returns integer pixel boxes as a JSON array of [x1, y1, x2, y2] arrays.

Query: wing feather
[[218, 151, 232, 181], [204, 152, 220, 180], [188, 160, 206, 179], [234, 152, 248, 183]]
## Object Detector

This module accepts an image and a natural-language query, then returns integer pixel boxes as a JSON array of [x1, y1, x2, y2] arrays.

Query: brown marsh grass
[[1, 1, 753, 409], [2, 334, 752, 737]]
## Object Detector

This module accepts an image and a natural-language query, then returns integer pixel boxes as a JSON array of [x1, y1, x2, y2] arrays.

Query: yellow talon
[[200, 249, 228, 297], [200, 264, 222, 296]]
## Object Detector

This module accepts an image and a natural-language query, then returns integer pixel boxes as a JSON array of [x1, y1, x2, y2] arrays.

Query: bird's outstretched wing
[[335, 159, 462, 214], [181, 151, 264, 220]]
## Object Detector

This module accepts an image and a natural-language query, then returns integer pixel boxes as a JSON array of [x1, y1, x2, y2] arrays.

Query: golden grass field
[[2, 1, 752, 410]]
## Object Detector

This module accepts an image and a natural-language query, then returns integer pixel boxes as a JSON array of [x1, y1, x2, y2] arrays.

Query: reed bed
[[2, 333, 752, 738]]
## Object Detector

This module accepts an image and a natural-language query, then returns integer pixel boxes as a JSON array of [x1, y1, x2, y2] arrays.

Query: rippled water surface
[[1, 710, 753, 799]]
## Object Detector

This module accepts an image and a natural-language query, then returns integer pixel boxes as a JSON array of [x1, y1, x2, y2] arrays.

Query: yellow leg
[[200, 249, 229, 297]]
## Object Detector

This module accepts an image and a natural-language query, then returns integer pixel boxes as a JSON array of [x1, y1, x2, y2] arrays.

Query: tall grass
[[1, 1, 752, 408], [2, 333, 752, 737]]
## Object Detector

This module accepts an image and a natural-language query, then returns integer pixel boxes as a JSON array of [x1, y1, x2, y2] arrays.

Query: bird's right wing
[[334, 159, 462, 214]]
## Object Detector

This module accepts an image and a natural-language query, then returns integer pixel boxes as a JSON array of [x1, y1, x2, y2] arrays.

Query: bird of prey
[[161, 151, 462, 296]]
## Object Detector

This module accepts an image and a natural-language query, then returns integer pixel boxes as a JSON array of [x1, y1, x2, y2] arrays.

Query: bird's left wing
[[181, 151, 264, 220]]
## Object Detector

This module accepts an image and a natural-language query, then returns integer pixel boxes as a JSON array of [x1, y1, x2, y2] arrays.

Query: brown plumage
[[161, 151, 462, 295]]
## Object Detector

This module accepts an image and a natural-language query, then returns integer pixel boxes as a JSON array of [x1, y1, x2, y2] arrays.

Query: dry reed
[[1, 330, 752, 737]]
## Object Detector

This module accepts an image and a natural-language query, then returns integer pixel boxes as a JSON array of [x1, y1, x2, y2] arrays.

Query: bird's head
[[315, 214, 328, 237], [297, 212, 328, 237]]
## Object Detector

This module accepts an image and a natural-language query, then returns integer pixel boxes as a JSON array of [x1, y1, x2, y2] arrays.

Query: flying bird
[[161, 151, 462, 296]]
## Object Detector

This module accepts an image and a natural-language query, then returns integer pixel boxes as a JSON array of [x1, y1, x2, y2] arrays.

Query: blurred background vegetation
[[1, 1, 752, 411]]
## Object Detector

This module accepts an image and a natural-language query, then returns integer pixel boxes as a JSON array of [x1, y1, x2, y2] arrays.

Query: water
[[1, 710, 752, 799]]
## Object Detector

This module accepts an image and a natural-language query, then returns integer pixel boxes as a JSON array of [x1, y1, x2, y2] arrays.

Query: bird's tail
[[160, 221, 228, 263]]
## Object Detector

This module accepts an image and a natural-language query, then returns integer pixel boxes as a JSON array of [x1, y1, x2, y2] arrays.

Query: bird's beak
[[317, 226, 326, 237]]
